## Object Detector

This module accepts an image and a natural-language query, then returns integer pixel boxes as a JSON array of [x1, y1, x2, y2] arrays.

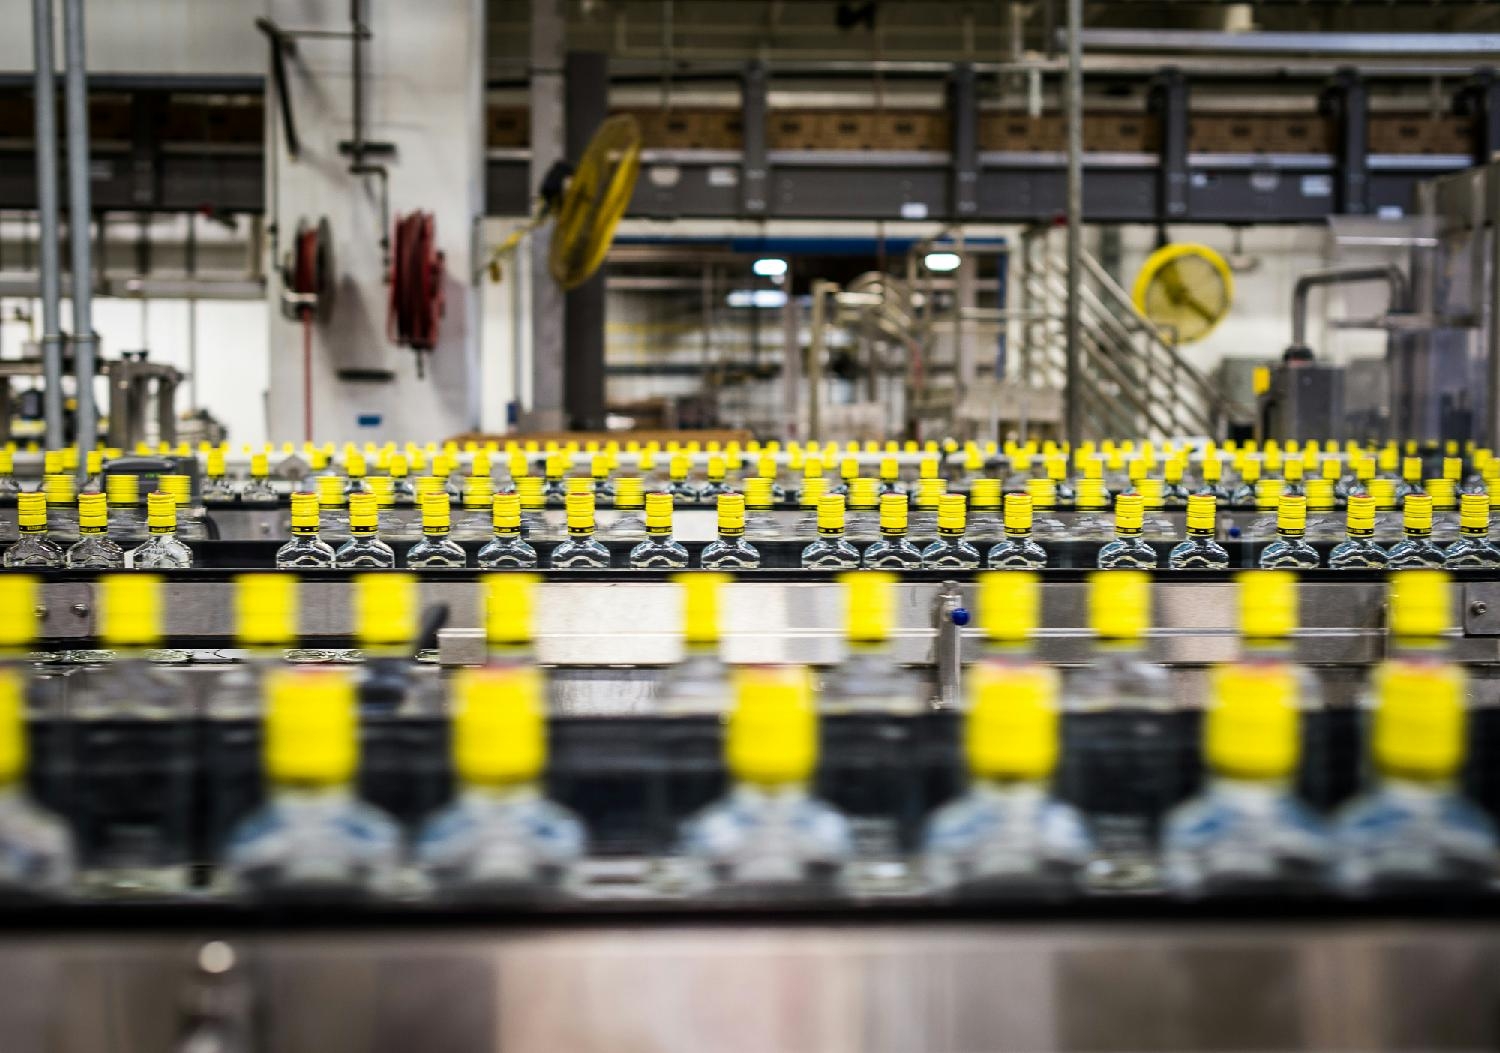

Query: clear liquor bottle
[[877, 456, 903, 496], [844, 477, 882, 542], [314, 474, 350, 542], [1044, 453, 1075, 503], [335, 493, 396, 568], [407, 492, 469, 568], [741, 477, 782, 542], [1328, 495, 1388, 570], [452, 475, 496, 541], [223, 669, 402, 897], [792, 477, 828, 540], [1025, 478, 1070, 542], [239, 452, 278, 504], [1444, 493, 1500, 569], [1161, 456, 1190, 505], [416, 666, 587, 895], [604, 476, 647, 539], [1069, 478, 1115, 542], [1368, 477, 1403, 542], [549, 492, 611, 568], [387, 452, 418, 504], [1244, 478, 1286, 540], [1427, 478, 1461, 542], [699, 493, 760, 569], [66, 492, 124, 569], [128, 492, 194, 569], [478, 492, 539, 569], [542, 451, 569, 504], [342, 450, 371, 496], [966, 479, 1005, 543], [698, 454, 731, 502], [862, 493, 924, 569], [801, 494, 861, 569], [1387, 494, 1445, 569], [201, 447, 235, 501], [1303, 478, 1344, 542], [40, 473, 78, 541], [1394, 455, 1425, 501], [1197, 451, 1232, 502], [1228, 456, 1261, 506], [0, 448, 18, 497], [3, 494, 62, 568], [515, 474, 557, 542], [1258, 494, 1320, 569], [1136, 478, 1176, 541], [159, 473, 208, 541], [1168, 494, 1229, 569], [986, 492, 1048, 569], [666, 453, 699, 505], [588, 453, 615, 501], [276, 492, 336, 568], [1096, 494, 1158, 569], [0, 665, 75, 895], [921, 494, 981, 569], [628, 492, 690, 569], [907, 477, 946, 548]]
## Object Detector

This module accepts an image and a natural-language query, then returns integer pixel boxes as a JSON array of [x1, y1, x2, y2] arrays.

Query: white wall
[[0, 0, 260, 76]]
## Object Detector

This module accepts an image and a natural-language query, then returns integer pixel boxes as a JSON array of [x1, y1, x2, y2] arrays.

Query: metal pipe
[[1290, 265, 1409, 348], [61, 0, 96, 456], [1063, 0, 1083, 446], [30, 0, 63, 449]]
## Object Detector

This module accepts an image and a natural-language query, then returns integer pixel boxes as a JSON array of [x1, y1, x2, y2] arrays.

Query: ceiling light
[[752, 257, 788, 278], [923, 251, 962, 273], [726, 288, 788, 309]]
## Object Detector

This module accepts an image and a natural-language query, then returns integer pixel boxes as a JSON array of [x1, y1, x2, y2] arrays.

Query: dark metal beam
[[948, 62, 978, 220], [1322, 67, 1370, 214], [1149, 67, 1189, 228], [1456, 67, 1500, 166], [740, 60, 768, 216]]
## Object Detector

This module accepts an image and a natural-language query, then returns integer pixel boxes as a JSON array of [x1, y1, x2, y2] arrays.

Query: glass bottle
[[918, 494, 978, 569], [276, 492, 336, 568], [1244, 478, 1286, 541], [1387, 494, 1444, 569], [667, 453, 698, 504], [0, 665, 75, 895], [1427, 478, 1461, 542], [1044, 453, 1075, 503], [478, 492, 539, 569], [1136, 478, 1176, 541], [840, 477, 879, 542], [1198, 451, 1231, 502], [584, 453, 612, 501], [387, 452, 418, 504], [700, 493, 760, 569], [430, 452, 462, 501], [1161, 456, 1190, 505], [792, 477, 828, 540], [1303, 478, 1343, 542], [907, 477, 946, 549], [877, 456, 903, 496], [239, 452, 278, 503], [335, 492, 397, 568], [452, 475, 495, 541], [66, 492, 124, 569], [1258, 494, 1320, 569], [740, 477, 781, 542], [986, 492, 1048, 569], [223, 668, 402, 897], [1062, 571, 1176, 891], [605, 476, 647, 539], [828, 455, 859, 498], [0, 448, 18, 497], [1335, 574, 1496, 890], [515, 474, 557, 543], [676, 666, 852, 891], [542, 451, 569, 504], [201, 447, 235, 501], [343, 450, 371, 497], [1097, 494, 1158, 569], [1069, 478, 1115, 542], [966, 479, 1005, 543], [801, 494, 861, 569], [1394, 455, 1425, 501], [1444, 493, 1500, 569], [549, 492, 611, 568], [407, 491, 469, 568], [628, 492, 689, 569], [1328, 495, 1388, 570], [41, 473, 78, 541], [159, 473, 208, 542], [1026, 478, 1070, 542], [416, 666, 586, 895], [1168, 494, 1229, 569], [3, 494, 62, 568], [862, 493, 924, 569], [311, 473, 349, 544], [698, 454, 731, 502], [1228, 456, 1261, 506], [128, 492, 194, 569]]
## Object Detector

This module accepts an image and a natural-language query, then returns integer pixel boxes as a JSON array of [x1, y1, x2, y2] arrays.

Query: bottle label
[[719, 527, 744, 538], [427, 525, 452, 537], [1463, 526, 1487, 537], [1347, 525, 1374, 538], [1116, 528, 1142, 538], [494, 527, 521, 539], [351, 526, 376, 537], [568, 526, 592, 537], [19, 524, 45, 535], [881, 528, 905, 539], [1005, 527, 1030, 538], [939, 526, 964, 538], [291, 524, 318, 536], [646, 525, 670, 536], [1279, 529, 1305, 539], [1405, 528, 1432, 539], [818, 526, 843, 537], [1188, 527, 1214, 538], [79, 525, 105, 536], [149, 525, 174, 535]]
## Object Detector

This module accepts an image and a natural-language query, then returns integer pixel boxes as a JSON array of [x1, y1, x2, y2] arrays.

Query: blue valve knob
[[950, 607, 970, 627]]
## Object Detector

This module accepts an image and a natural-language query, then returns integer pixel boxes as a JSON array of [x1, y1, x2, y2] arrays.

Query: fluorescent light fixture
[[923, 251, 962, 272], [726, 288, 788, 309], [752, 257, 788, 278]]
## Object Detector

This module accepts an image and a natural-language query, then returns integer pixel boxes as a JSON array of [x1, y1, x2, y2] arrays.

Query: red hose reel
[[388, 211, 445, 376]]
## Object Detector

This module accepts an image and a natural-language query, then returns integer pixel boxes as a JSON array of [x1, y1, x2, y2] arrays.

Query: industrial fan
[[484, 113, 642, 290], [1131, 243, 1235, 345]]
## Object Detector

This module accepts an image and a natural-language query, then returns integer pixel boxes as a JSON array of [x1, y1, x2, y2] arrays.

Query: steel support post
[[1064, 0, 1084, 447], [62, 0, 97, 455], [741, 61, 768, 216], [30, 0, 64, 449]]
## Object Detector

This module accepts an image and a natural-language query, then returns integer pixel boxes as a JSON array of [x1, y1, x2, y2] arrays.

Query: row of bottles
[[0, 567, 1489, 900]]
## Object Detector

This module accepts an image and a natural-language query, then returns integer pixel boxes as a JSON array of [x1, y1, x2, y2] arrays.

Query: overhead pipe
[[30, 0, 64, 449], [61, 0, 97, 456], [1289, 265, 1409, 350]]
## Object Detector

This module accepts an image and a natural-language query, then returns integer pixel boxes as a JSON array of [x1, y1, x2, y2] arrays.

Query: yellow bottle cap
[[1004, 492, 1034, 532], [799, 476, 828, 508], [1305, 478, 1335, 510], [15, 492, 46, 531], [913, 477, 945, 509], [1460, 492, 1489, 531], [1089, 569, 1150, 641], [1202, 455, 1222, 482], [355, 573, 417, 647], [367, 475, 395, 507], [1275, 493, 1307, 532], [1253, 479, 1285, 512], [0, 449, 10, 474], [1426, 478, 1456, 510], [264, 668, 357, 786], [1403, 493, 1433, 532], [236, 573, 297, 646], [102, 574, 163, 646], [516, 475, 544, 510], [1346, 494, 1377, 531], [970, 478, 1001, 510], [966, 661, 1060, 781], [879, 457, 898, 482], [545, 451, 566, 479], [1402, 456, 1422, 483], [146, 491, 177, 530], [817, 493, 847, 531], [1045, 455, 1067, 482], [0, 576, 38, 648], [0, 668, 25, 784], [726, 666, 818, 786], [878, 492, 908, 531], [77, 491, 108, 530], [918, 457, 938, 480], [1137, 477, 1165, 510], [452, 666, 547, 786], [979, 570, 1039, 643], [1205, 664, 1300, 779], [604, 476, 640, 511], [802, 455, 823, 479], [464, 476, 494, 509], [1025, 478, 1056, 509], [159, 474, 191, 507], [1080, 457, 1103, 480], [842, 570, 894, 644], [204, 447, 225, 477], [1185, 492, 1217, 531], [848, 476, 879, 510], [421, 490, 452, 530], [669, 453, 691, 481], [346, 451, 367, 479], [492, 491, 522, 530], [388, 453, 412, 479], [1390, 570, 1450, 638], [42, 473, 74, 505], [704, 455, 725, 482], [744, 476, 773, 509], [1075, 477, 1107, 509], [963, 447, 983, 471], [565, 491, 595, 530], [485, 572, 537, 647], [289, 491, 319, 529], [1320, 458, 1341, 481], [936, 493, 968, 532], [757, 454, 778, 480], [348, 491, 378, 529], [679, 571, 728, 647], [1238, 570, 1297, 640], [1372, 660, 1466, 780], [643, 490, 675, 530], [42, 450, 62, 474], [1164, 458, 1183, 484], [716, 492, 746, 533], [1113, 493, 1144, 531], [591, 454, 609, 480], [316, 473, 346, 508]]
